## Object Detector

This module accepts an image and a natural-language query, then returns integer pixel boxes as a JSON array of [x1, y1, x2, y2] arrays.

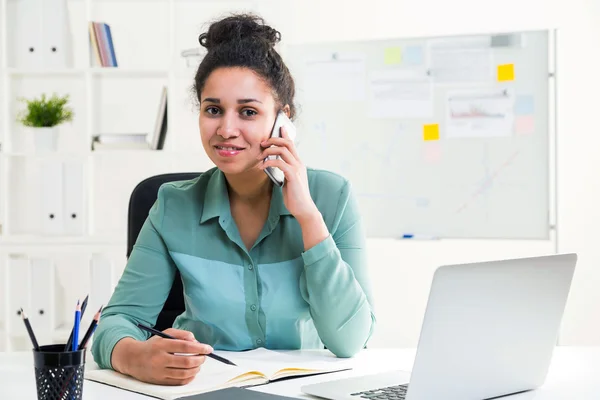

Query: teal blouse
[[91, 167, 376, 369]]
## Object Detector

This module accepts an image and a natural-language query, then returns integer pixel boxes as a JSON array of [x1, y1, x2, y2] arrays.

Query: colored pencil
[[20, 308, 40, 351], [71, 300, 81, 352], [78, 306, 103, 350], [64, 294, 88, 351]]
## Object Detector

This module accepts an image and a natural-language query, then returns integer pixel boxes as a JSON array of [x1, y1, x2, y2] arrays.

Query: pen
[[20, 308, 40, 351], [136, 323, 237, 366], [72, 300, 81, 352], [65, 294, 88, 351], [78, 306, 103, 350]]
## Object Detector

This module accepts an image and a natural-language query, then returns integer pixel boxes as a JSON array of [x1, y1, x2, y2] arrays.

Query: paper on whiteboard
[[428, 36, 492, 50], [423, 141, 442, 163], [429, 49, 493, 82], [303, 53, 366, 102], [427, 37, 493, 83], [367, 69, 433, 118], [446, 89, 515, 138]]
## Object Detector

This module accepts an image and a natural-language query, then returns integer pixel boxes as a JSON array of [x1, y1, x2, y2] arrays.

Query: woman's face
[[199, 67, 278, 176]]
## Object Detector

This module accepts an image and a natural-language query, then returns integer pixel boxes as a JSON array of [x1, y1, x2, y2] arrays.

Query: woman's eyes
[[204, 107, 257, 118], [241, 109, 257, 117], [205, 106, 221, 115]]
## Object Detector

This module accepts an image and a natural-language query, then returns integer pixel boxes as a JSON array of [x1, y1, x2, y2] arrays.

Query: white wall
[[554, 0, 600, 345]]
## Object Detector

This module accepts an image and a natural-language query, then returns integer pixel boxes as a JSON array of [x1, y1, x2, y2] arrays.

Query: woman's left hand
[[258, 127, 319, 223]]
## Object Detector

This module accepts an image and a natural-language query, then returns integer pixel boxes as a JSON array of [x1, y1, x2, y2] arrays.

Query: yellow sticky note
[[497, 64, 515, 81], [423, 124, 440, 141], [384, 47, 402, 65]]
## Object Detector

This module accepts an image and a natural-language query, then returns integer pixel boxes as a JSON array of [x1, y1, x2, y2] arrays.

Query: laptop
[[301, 254, 577, 400]]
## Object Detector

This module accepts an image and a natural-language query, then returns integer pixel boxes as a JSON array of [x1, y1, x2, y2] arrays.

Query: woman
[[91, 13, 376, 386]]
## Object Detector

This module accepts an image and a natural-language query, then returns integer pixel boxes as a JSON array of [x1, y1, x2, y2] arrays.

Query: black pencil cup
[[33, 344, 86, 400]]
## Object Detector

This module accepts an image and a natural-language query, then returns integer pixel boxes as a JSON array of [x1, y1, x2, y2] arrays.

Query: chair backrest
[[127, 172, 201, 331]]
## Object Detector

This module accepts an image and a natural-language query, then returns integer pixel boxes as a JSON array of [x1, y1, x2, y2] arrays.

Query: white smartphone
[[264, 111, 297, 187]]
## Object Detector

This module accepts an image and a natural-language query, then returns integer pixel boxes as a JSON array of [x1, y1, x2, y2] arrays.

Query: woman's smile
[[214, 143, 246, 157]]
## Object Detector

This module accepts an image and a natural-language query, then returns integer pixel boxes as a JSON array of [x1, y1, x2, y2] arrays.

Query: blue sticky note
[[403, 45, 424, 65], [515, 95, 534, 115]]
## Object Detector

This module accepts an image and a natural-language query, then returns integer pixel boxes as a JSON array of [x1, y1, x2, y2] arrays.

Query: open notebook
[[85, 348, 353, 400]]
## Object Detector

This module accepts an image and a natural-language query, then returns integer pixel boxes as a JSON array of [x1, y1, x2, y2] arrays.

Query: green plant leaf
[[16, 93, 74, 128]]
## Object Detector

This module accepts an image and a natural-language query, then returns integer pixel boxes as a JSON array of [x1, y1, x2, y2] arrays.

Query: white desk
[[1, 347, 599, 399]]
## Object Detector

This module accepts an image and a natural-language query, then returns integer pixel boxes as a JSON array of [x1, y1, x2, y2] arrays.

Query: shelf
[[5, 67, 169, 78], [7, 68, 86, 77], [0, 235, 123, 247], [79, 0, 171, 2], [1, 151, 91, 160], [66, 0, 216, 2], [0, 149, 201, 159], [0, 149, 199, 158], [90, 67, 169, 78], [91, 148, 155, 154], [91, 149, 198, 156]]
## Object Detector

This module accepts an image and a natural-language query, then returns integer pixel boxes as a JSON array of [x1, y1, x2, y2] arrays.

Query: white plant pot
[[30, 126, 59, 153]]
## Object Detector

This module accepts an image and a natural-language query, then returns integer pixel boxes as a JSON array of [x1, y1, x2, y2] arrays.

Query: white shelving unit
[[0, 0, 262, 351]]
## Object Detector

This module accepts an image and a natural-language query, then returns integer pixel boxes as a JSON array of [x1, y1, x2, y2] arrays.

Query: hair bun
[[199, 14, 281, 50]]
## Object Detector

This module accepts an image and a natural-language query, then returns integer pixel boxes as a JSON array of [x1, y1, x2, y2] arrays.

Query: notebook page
[[222, 348, 353, 379], [222, 347, 352, 365], [85, 349, 353, 398], [85, 357, 256, 400]]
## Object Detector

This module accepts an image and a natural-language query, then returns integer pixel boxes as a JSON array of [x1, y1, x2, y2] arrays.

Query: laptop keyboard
[[351, 384, 409, 399]]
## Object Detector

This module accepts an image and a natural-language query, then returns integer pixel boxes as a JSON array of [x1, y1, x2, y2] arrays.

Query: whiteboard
[[284, 30, 553, 239]]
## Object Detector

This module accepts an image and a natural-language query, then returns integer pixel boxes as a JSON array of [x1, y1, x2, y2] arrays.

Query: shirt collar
[[200, 169, 229, 224], [200, 169, 291, 224], [270, 182, 292, 217]]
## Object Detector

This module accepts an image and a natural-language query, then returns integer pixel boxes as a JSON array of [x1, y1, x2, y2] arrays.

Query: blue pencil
[[72, 300, 81, 352]]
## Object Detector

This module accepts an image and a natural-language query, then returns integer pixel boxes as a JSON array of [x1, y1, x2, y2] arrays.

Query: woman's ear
[[282, 104, 291, 118]]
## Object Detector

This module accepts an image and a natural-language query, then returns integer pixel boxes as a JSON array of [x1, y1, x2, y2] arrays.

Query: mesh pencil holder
[[33, 344, 86, 400]]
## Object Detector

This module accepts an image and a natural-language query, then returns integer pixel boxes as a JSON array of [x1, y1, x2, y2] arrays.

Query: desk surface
[[1, 347, 599, 399]]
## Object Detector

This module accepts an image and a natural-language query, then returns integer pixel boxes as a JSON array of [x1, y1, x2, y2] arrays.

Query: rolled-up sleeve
[[299, 181, 376, 358], [91, 187, 176, 369]]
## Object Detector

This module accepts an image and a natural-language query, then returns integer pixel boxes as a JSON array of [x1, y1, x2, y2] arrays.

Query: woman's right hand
[[111, 328, 214, 385]]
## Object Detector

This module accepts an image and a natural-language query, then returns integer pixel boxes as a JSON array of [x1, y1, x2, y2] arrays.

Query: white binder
[[0, 155, 4, 235], [41, 0, 73, 68], [7, 256, 30, 336], [39, 160, 65, 235], [63, 161, 85, 235], [12, 0, 43, 68], [29, 258, 55, 344], [90, 254, 113, 315], [12, 0, 72, 69]]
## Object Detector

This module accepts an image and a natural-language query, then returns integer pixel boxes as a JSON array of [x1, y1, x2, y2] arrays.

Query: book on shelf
[[89, 21, 118, 67], [84, 348, 352, 400], [92, 86, 167, 151], [92, 133, 149, 150], [149, 86, 168, 150]]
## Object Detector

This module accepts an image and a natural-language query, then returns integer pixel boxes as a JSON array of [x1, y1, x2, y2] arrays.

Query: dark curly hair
[[193, 13, 296, 119]]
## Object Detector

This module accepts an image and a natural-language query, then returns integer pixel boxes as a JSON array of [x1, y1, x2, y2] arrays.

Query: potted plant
[[17, 93, 74, 152]]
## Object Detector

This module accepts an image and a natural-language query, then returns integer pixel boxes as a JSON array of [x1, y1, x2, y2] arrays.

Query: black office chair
[[127, 172, 201, 332]]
